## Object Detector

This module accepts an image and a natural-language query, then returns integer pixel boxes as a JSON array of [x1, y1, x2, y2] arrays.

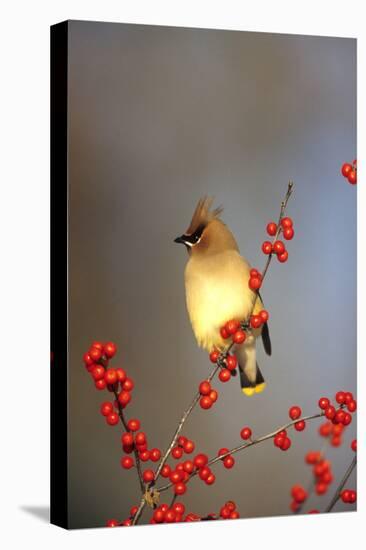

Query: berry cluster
[[341, 160, 357, 185], [261, 217, 294, 263], [198, 379, 219, 409], [305, 451, 334, 496], [318, 391, 356, 429], [218, 319, 247, 346], [121, 427, 161, 469]]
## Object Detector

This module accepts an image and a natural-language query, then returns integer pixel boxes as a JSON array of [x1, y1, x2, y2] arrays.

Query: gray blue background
[[67, 21, 356, 528]]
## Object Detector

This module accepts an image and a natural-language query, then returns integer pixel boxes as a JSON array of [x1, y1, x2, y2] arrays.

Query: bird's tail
[[235, 341, 266, 397]]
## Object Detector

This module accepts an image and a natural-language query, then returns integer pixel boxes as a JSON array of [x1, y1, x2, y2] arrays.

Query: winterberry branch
[[325, 455, 357, 513], [131, 182, 295, 525], [156, 410, 325, 493], [113, 389, 145, 492]]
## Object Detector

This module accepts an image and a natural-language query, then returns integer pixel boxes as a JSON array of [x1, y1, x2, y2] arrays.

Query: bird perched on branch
[[175, 197, 271, 396]]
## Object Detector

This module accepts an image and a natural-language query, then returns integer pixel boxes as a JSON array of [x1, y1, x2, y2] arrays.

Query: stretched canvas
[[51, 20, 357, 529]]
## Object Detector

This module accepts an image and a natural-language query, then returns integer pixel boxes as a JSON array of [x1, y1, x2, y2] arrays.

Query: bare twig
[[325, 456, 357, 513]]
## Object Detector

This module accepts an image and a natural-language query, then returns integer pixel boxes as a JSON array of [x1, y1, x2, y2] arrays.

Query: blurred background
[[67, 20, 356, 528]]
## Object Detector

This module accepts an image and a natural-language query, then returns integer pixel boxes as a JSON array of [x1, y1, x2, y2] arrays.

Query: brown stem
[[324, 455, 357, 513], [157, 410, 324, 493]]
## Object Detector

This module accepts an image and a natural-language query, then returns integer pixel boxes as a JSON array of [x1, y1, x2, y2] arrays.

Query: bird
[[174, 197, 271, 396]]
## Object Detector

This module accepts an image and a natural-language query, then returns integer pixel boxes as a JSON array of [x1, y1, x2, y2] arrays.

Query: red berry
[[341, 163, 352, 177], [198, 466, 211, 481], [161, 464, 171, 478], [200, 396, 213, 409], [280, 437, 292, 451], [123, 378, 134, 392], [139, 449, 150, 462], [325, 406, 336, 420], [118, 390, 131, 408], [170, 470, 184, 484], [91, 365, 105, 381], [135, 432, 146, 446], [205, 473, 216, 485], [223, 456, 235, 469], [273, 240, 285, 255], [104, 342, 117, 358], [315, 482, 328, 495], [281, 217, 293, 229], [194, 454, 208, 469], [318, 397, 330, 410], [177, 435, 187, 447], [220, 326, 230, 339], [127, 418, 140, 432], [232, 329, 246, 344], [226, 355, 237, 371], [249, 277, 261, 291], [153, 508, 165, 523], [209, 389, 218, 402], [348, 490, 357, 503], [250, 268, 261, 278], [130, 505, 138, 517], [351, 439, 357, 452], [335, 391, 346, 404], [83, 352, 94, 366], [289, 406, 302, 420], [230, 510, 239, 519], [183, 440, 195, 454], [172, 446, 184, 459], [218, 447, 230, 458], [342, 412, 352, 426], [209, 349, 220, 363], [219, 368, 231, 382], [333, 410, 346, 424], [291, 485, 308, 503], [283, 227, 294, 240], [121, 456, 134, 469], [267, 222, 277, 236], [174, 482, 187, 495], [121, 432, 134, 446], [173, 502, 186, 515], [347, 400, 357, 412], [259, 310, 269, 323], [220, 506, 231, 519], [142, 469, 154, 483], [164, 509, 176, 523], [305, 451, 321, 464], [115, 368, 127, 383], [344, 392, 353, 404], [104, 368, 118, 385], [106, 412, 119, 426], [319, 422, 332, 437], [199, 380, 211, 395], [100, 402, 114, 416], [262, 241, 273, 255], [106, 519, 119, 527], [89, 346, 102, 362], [250, 315, 262, 329], [274, 434, 285, 448], [341, 490, 351, 503], [225, 319, 240, 335], [331, 436, 342, 447], [240, 427, 252, 440], [150, 448, 161, 462], [294, 420, 306, 431], [348, 170, 357, 185], [277, 250, 288, 263], [183, 460, 194, 474]]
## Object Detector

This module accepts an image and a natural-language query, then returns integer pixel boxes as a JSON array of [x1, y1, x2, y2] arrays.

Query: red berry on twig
[[240, 427, 252, 440], [266, 222, 277, 236], [262, 241, 273, 255], [289, 406, 302, 420]]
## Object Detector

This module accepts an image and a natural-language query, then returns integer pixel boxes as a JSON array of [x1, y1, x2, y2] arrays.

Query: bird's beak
[[174, 235, 186, 245]]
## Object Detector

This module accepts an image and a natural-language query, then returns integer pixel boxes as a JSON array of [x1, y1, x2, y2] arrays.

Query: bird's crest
[[186, 197, 223, 235]]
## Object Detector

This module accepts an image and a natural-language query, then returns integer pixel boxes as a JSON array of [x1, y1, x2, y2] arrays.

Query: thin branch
[[324, 456, 357, 513], [157, 411, 324, 493]]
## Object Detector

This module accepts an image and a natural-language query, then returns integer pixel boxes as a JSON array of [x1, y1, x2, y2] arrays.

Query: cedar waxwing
[[175, 197, 271, 396]]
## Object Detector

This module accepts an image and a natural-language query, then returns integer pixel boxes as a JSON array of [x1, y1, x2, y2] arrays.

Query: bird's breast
[[184, 251, 255, 351]]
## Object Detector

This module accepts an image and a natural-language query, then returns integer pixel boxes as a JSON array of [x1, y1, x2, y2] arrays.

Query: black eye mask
[[182, 224, 205, 245]]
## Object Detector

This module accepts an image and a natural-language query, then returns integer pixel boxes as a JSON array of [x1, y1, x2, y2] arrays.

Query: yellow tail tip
[[242, 383, 266, 396]]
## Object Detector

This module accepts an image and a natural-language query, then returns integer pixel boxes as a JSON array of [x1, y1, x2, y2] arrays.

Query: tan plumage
[[175, 197, 270, 396]]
